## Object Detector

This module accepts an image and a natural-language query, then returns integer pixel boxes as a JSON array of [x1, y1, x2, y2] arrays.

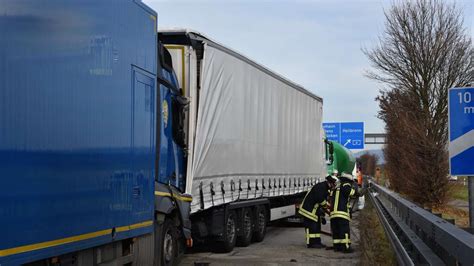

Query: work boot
[[342, 247, 354, 253], [307, 243, 326, 249], [325, 246, 334, 250], [333, 244, 342, 252]]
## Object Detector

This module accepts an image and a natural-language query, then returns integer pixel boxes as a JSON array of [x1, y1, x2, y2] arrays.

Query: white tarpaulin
[[190, 43, 325, 213]]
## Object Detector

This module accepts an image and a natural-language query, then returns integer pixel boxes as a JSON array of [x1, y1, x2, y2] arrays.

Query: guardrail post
[[469, 176, 474, 233]]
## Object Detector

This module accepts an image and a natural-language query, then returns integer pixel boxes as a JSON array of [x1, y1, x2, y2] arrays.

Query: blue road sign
[[323, 122, 364, 149], [449, 87, 474, 176], [341, 122, 364, 149], [322, 123, 340, 143]]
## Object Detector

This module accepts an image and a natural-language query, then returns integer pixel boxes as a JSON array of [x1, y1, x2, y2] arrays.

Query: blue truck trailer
[[1, 2, 331, 265], [0, 1, 175, 265]]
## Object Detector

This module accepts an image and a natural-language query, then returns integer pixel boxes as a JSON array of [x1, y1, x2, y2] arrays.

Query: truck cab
[[156, 44, 187, 191], [154, 43, 193, 266]]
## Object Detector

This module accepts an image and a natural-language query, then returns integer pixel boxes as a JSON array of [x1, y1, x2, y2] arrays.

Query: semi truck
[[156, 29, 327, 255], [0, 2, 337, 265]]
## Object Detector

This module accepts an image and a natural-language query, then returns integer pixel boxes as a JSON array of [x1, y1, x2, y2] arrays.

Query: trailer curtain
[[190, 43, 325, 213]]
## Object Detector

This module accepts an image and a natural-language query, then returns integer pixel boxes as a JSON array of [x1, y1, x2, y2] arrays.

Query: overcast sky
[[144, 0, 473, 142]]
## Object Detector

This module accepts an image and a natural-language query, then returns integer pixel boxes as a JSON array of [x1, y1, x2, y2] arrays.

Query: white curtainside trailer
[[159, 29, 327, 251]]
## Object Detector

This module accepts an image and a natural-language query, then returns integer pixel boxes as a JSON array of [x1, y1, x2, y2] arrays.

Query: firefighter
[[328, 172, 358, 253], [298, 175, 338, 248]]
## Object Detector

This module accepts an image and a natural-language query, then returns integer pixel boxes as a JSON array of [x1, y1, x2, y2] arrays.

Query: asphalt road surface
[[180, 215, 360, 266]]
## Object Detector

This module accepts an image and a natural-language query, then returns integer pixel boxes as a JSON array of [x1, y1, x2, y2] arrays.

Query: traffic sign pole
[[469, 176, 474, 231]]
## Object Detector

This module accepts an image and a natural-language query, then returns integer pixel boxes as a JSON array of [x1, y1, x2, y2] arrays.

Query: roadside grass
[[449, 182, 468, 202], [438, 179, 470, 228], [359, 199, 397, 266], [432, 205, 469, 228]]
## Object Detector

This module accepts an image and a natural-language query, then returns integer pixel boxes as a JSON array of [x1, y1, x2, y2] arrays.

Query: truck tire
[[236, 208, 253, 247], [157, 219, 178, 266], [215, 210, 237, 253], [252, 206, 267, 242]]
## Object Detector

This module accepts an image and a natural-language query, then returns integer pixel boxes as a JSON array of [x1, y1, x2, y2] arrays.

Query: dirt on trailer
[[180, 215, 361, 266]]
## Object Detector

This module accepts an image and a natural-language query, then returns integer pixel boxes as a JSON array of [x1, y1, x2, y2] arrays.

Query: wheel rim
[[257, 210, 265, 234], [243, 212, 252, 238], [227, 214, 236, 243], [163, 228, 174, 262]]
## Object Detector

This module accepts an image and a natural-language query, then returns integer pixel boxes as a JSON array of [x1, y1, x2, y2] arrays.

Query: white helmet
[[341, 172, 355, 180], [326, 174, 339, 183]]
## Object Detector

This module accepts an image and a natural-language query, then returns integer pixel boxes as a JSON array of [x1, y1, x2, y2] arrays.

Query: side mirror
[[176, 94, 190, 106], [160, 45, 174, 73], [325, 139, 334, 165]]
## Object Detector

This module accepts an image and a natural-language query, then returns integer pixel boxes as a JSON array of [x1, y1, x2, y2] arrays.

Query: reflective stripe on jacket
[[329, 181, 355, 220], [298, 181, 330, 222]]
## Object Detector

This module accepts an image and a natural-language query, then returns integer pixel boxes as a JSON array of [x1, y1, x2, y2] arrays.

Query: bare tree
[[470, 49, 474, 85], [358, 153, 379, 176], [365, 0, 474, 207]]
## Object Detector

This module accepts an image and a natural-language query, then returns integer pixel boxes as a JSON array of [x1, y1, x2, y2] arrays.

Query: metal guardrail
[[368, 181, 474, 266], [368, 190, 415, 266]]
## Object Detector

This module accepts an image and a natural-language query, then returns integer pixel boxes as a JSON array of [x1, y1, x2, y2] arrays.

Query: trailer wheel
[[237, 208, 253, 247], [252, 206, 267, 242], [236, 208, 252, 247], [157, 219, 178, 266], [215, 210, 237, 253]]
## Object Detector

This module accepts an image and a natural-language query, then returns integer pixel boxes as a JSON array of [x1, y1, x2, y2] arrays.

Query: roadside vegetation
[[439, 178, 470, 227], [375, 171, 470, 228], [358, 153, 378, 176], [433, 205, 469, 228], [449, 179, 468, 202], [364, 0, 474, 208], [359, 199, 397, 266]]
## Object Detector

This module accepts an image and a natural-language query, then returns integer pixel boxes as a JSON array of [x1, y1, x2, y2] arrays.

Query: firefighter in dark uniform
[[329, 172, 358, 253], [298, 175, 337, 248]]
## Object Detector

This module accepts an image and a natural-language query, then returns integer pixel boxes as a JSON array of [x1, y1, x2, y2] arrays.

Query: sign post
[[470, 177, 474, 232], [323, 122, 364, 150], [448, 87, 474, 231]]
